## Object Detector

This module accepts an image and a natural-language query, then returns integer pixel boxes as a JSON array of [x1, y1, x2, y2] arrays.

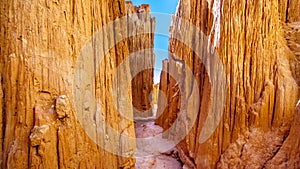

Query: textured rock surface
[[0, 0, 143, 168], [152, 84, 159, 106], [285, 22, 300, 86], [156, 0, 300, 168], [218, 101, 300, 168], [125, 2, 156, 118], [265, 101, 300, 168]]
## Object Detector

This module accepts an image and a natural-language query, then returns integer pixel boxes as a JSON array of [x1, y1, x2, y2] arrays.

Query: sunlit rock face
[[0, 0, 155, 168], [156, 0, 300, 168]]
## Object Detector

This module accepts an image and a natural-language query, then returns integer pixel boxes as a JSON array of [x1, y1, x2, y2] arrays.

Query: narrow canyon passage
[[127, 2, 185, 168], [0, 0, 299, 168]]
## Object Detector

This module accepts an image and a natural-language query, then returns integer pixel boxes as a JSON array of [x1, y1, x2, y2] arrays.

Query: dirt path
[[134, 121, 183, 169]]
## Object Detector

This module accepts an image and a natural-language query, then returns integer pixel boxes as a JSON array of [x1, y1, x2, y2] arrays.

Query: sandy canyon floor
[[134, 120, 183, 169]]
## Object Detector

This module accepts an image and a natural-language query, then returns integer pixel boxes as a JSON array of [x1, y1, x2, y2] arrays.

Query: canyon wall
[[264, 101, 300, 168], [156, 0, 300, 168], [125, 2, 156, 118], [0, 0, 156, 168]]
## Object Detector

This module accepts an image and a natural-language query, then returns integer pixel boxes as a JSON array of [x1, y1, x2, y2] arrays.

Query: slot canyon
[[0, 0, 299, 168]]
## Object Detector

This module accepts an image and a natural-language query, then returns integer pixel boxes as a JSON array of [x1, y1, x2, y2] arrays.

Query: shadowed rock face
[[125, 2, 156, 119], [0, 0, 156, 168], [156, 0, 300, 168]]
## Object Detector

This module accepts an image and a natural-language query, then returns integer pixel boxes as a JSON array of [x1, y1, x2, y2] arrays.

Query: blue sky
[[129, 0, 179, 83]]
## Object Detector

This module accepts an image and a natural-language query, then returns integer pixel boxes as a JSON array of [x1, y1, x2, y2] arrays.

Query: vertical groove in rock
[[0, 73, 3, 167], [286, 0, 300, 22], [156, 0, 300, 168]]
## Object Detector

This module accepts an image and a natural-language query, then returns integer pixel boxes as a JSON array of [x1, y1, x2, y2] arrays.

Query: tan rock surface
[[265, 101, 300, 168], [0, 0, 144, 168], [125, 2, 156, 118], [285, 22, 300, 86], [156, 0, 300, 168], [217, 101, 300, 168], [152, 84, 159, 105]]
